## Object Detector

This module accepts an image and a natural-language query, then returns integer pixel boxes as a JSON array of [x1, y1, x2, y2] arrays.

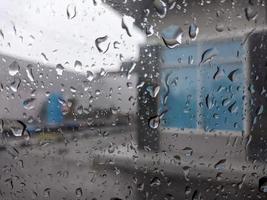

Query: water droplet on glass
[[189, 23, 199, 40], [256, 105, 264, 115], [205, 94, 214, 109], [259, 177, 267, 193], [86, 71, 94, 81], [146, 85, 160, 98], [11, 121, 25, 137], [228, 102, 238, 113], [150, 177, 161, 187], [66, 4, 77, 19], [214, 159, 226, 171], [228, 69, 239, 82], [9, 61, 20, 76], [26, 64, 34, 82], [70, 86, 77, 93], [213, 66, 225, 80], [95, 35, 109, 53], [245, 7, 257, 21], [149, 115, 160, 129], [74, 60, 82, 69], [75, 187, 83, 197], [192, 190, 201, 200], [200, 48, 216, 65], [10, 78, 21, 92], [121, 15, 134, 37], [23, 98, 36, 110], [162, 26, 183, 49], [153, 0, 167, 18], [215, 23, 225, 32], [182, 166, 190, 181], [182, 147, 193, 157], [43, 188, 51, 198], [56, 64, 64, 76]]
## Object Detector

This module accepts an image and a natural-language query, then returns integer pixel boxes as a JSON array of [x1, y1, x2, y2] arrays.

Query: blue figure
[[47, 93, 64, 127]]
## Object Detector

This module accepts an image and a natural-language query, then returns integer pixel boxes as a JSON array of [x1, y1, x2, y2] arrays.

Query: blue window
[[160, 39, 245, 133]]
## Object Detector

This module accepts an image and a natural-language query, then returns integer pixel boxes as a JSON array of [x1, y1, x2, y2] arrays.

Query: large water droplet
[[9, 61, 20, 76], [162, 26, 183, 49]]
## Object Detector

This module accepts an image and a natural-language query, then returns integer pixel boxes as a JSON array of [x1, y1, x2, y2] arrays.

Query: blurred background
[[0, 0, 267, 199]]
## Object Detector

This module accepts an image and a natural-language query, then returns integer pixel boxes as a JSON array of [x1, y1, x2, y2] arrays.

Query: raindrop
[[259, 177, 267, 193], [137, 183, 144, 191], [189, 23, 199, 40], [149, 115, 160, 129], [182, 147, 193, 157], [228, 102, 238, 113], [214, 159, 226, 171], [23, 98, 36, 110], [8, 61, 20, 76], [66, 4, 77, 19], [86, 71, 94, 81], [162, 26, 183, 49], [0, 29, 4, 39], [95, 35, 109, 53], [150, 177, 161, 187], [213, 66, 224, 80], [26, 64, 34, 82], [108, 143, 115, 153], [256, 105, 264, 115], [185, 186, 192, 196], [153, 0, 167, 18], [146, 85, 160, 98], [245, 7, 257, 21], [228, 69, 239, 82], [121, 15, 134, 37], [199, 48, 216, 65], [41, 52, 49, 62], [10, 78, 21, 92], [75, 187, 83, 197], [74, 60, 82, 69], [192, 190, 201, 200], [146, 25, 154, 36], [215, 23, 225, 32], [43, 188, 51, 198], [56, 64, 64, 76], [70, 86, 77, 93], [205, 94, 214, 109], [11, 121, 26, 137], [182, 166, 190, 181]]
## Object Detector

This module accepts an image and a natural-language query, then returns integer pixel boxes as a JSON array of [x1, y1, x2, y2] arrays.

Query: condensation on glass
[[0, 0, 266, 199]]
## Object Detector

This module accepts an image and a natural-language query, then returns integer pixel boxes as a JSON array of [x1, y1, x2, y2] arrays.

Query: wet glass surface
[[0, 0, 267, 199]]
